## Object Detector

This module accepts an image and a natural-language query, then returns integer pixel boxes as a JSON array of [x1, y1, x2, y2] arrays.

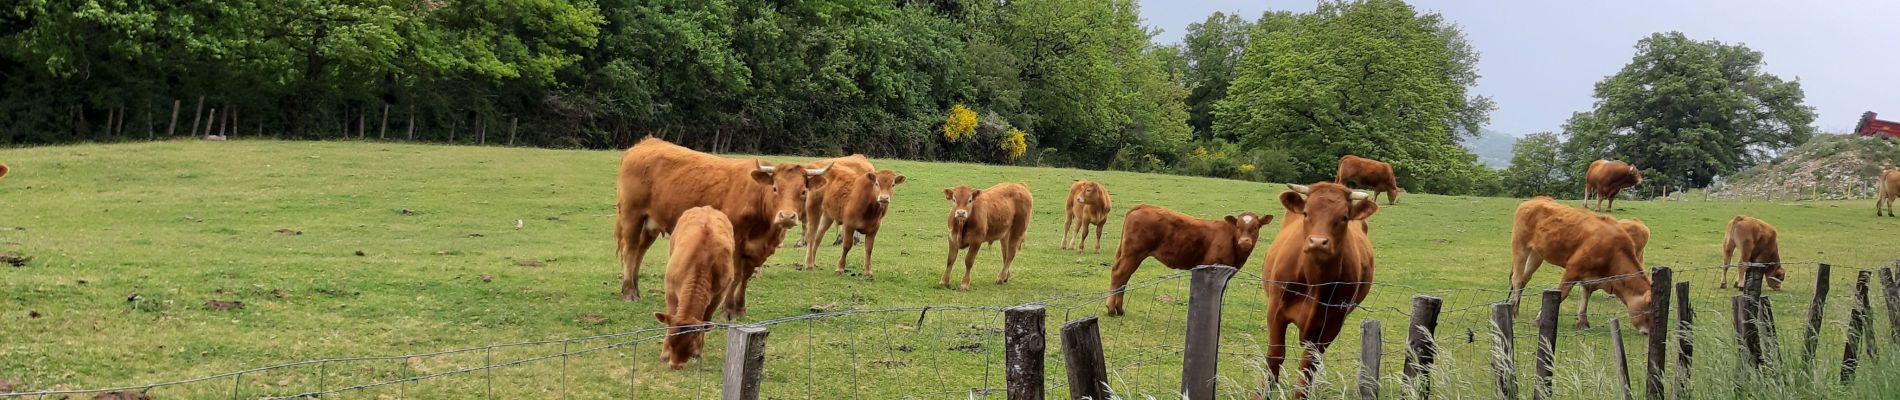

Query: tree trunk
[[190, 96, 204, 137], [406, 105, 415, 140], [166, 99, 181, 137], [477, 116, 486, 145], [379, 103, 390, 139], [357, 108, 367, 139]]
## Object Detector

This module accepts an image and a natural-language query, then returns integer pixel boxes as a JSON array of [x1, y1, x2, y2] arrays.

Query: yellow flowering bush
[[1000, 128, 1029, 160], [1238, 163, 1257, 173], [943, 104, 977, 142]]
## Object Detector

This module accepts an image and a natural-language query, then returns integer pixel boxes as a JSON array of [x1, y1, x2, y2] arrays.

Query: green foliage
[[1501, 132, 1580, 197], [1561, 31, 1816, 188], [1178, 11, 1251, 141], [1213, 0, 1494, 194]]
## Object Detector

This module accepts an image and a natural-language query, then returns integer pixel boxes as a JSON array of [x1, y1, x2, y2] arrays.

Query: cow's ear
[[750, 170, 773, 186], [1224, 215, 1239, 226], [654, 312, 673, 325], [805, 174, 827, 189], [1259, 214, 1274, 225], [865, 172, 878, 182], [944, 188, 954, 200], [894, 175, 906, 185], [1349, 198, 1379, 220], [971, 189, 983, 198], [1279, 191, 1306, 214]]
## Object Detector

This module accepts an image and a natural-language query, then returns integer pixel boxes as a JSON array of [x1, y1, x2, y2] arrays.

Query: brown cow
[[1508, 197, 1653, 333], [1257, 183, 1375, 400], [1105, 205, 1266, 316], [798, 155, 877, 247], [652, 206, 736, 370], [1877, 169, 1900, 217], [1062, 180, 1112, 253], [802, 167, 906, 277], [0, 162, 8, 179], [615, 137, 831, 320], [1584, 160, 1642, 211], [942, 183, 1033, 291], [1720, 215, 1784, 290], [1335, 155, 1403, 205]]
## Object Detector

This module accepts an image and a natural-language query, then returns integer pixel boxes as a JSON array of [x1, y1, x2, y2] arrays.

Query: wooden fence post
[[406, 105, 416, 140], [1360, 320, 1382, 400], [379, 103, 390, 139], [1610, 319, 1632, 400], [166, 99, 181, 137], [1673, 282, 1692, 399], [1060, 317, 1107, 400], [720, 326, 769, 400], [203, 109, 217, 137], [1490, 304, 1518, 400], [1005, 305, 1046, 400], [1877, 268, 1900, 342], [1403, 295, 1443, 399], [1855, 271, 1878, 359], [509, 116, 519, 146], [1843, 306, 1867, 384], [1534, 289, 1559, 400], [1180, 265, 1237, 400], [189, 96, 204, 137], [1644, 267, 1672, 400], [1803, 263, 1832, 368]]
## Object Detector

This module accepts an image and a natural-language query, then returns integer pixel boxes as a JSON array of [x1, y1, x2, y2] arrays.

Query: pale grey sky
[[1140, 0, 1900, 136]]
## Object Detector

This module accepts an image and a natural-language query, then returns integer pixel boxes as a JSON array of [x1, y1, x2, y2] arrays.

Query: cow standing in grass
[[798, 154, 877, 248], [1062, 180, 1112, 254], [1105, 205, 1266, 316], [1257, 183, 1375, 400], [615, 137, 831, 320], [803, 166, 905, 278], [1584, 160, 1642, 211], [1508, 196, 1653, 333], [942, 183, 1033, 291], [1721, 215, 1784, 290], [1878, 169, 1900, 217], [1335, 155, 1403, 205], [653, 206, 736, 370]]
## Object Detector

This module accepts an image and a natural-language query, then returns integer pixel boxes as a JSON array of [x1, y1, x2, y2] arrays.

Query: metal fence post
[[721, 326, 770, 400], [1180, 265, 1237, 400]]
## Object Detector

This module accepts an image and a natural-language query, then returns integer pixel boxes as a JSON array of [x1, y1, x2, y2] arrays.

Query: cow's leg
[[722, 267, 756, 321], [1295, 315, 1349, 400], [1509, 250, 1543, 317], [1262, 309, 1292, 396], [859, 230, 878, 279], [618, 215, 656, 301], [998, 235, 1022, 284], [1075, 222, 1090, 254], [1061, 212, 1075, 249], [961, 243, 982, 291], [1576, 286, 1596, 330], [835, 227, 858, 276], [1092, 222, 1106, 254], [802, 215, 834, 271], [942, 240, 960, 288], [1607, 188, 1620, 211], [1105, 254, 1142, 316], [1720, 238, 1736, 289]]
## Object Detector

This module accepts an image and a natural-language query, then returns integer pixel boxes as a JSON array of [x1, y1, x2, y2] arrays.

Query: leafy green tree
[[1562, 31, 1815, 188], [1213, 0, 1494, 191], [1501, 132, 1577, 197], [1178, 11, 1249, 141]]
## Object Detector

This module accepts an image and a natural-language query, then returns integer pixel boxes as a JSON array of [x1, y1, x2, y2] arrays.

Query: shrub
[[943, 104, 977, 142]]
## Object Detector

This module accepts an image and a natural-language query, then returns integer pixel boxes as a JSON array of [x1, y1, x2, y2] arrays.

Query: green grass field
[[3, 140, 1899, 399]]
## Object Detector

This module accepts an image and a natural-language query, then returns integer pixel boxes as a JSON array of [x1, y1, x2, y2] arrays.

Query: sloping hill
[[1708, 134, 1899, 200], [1461, 129, 1517, 168]]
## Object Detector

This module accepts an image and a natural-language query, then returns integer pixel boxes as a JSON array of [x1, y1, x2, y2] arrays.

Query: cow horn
[[805, 162, 832, 176], [1285, 184, 1310, 194], [1350, 191, 1371, 201], [756, 161, 776, 174]]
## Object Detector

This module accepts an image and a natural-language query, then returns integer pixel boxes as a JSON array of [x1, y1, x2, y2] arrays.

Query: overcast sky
[[1140, 0, 1900, 136]]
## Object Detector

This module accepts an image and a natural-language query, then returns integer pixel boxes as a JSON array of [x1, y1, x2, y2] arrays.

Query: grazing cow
[[803, 167, 906, 277], [1720, 215, 1784, 290], [653, 207, 737, 370], [0, 162, 8, 179], [615, 137, 832, 320], [1105, 205, 1267, 316], [1258, 183, 1375, 400], [1508, 197, 1653, 333], [1584, 160, 1642, 211], [1335, 155, 1403, 205], [798, 155, 877, 247], [942, 183, 1033, 290], [1877, 169, 1900, 217], [1062, 180, 1113, 253]]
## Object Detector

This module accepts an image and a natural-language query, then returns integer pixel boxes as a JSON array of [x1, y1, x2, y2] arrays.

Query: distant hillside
[[1461, 129, 1517, 168], [1707, 134, 1899, 200]]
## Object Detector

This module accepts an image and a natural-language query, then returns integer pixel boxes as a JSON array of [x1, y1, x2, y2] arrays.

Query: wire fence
[[6, 260, 1900, 399]]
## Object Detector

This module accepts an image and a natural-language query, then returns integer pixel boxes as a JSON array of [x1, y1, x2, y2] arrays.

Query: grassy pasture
[[2, 140, 1899, 399]]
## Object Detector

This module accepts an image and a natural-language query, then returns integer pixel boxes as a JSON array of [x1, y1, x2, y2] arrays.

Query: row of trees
[[2, 1, 1816, 195]]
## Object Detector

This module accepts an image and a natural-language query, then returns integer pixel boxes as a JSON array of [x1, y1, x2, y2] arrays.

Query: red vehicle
[[1855, 111, 1900, 139]]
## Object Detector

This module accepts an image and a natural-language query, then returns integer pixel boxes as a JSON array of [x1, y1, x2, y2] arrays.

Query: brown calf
[[653, 207, 736, 370], [1720, 215, 1784, 290], [1062, 180, 1113, 253], [1877, 169, 1900, 217], [1509, 197, 1653, 333], [616, 137, 831, 320], [1584, 159, 1642, 211], [1258, 183, 1375, 400], [1105, 205, 1267, 316], [803, 168, 906, 277], [942, 183, 1033, 291], [1336, 155, 1403, 205], [798, 155, 877, 247]]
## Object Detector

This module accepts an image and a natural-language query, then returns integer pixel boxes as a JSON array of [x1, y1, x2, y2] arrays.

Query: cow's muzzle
[[954, 210, 970, 220], [1305, 236, 1331, 251], [876, 195, 891, 205], [776, 211, 800, 226]]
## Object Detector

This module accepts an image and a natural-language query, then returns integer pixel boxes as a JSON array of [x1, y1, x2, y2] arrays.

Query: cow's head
[[945, 185, 981, 222], [752, 161, 832, 228], [1225, 212, 1271, 262], [652, 313, 710, 370], [1075, 182, 1100, 205], [867, 170, 906, 205], [1281, 183, 1376, 261]]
